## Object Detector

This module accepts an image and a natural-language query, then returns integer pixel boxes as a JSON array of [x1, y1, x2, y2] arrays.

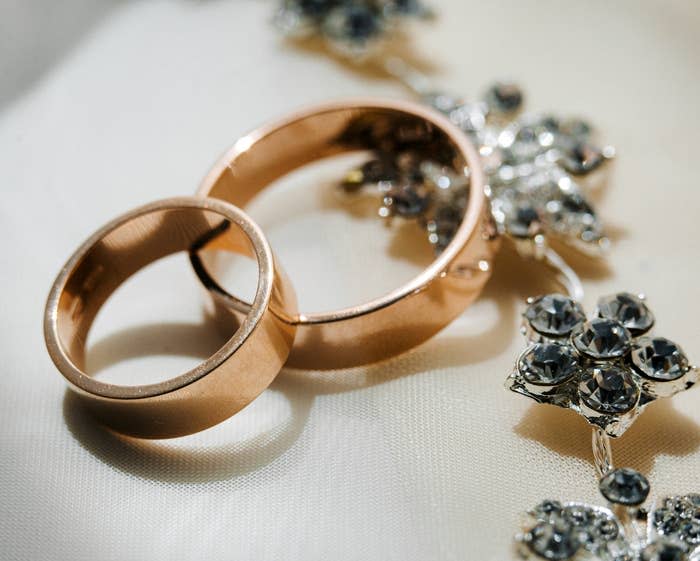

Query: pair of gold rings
[[44, 99, 498, 439]]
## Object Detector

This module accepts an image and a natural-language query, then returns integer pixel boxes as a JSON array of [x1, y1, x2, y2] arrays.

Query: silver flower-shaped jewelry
[[506, 292, 698, 438], [426, 83, 615, 257], [517, 468, 700, 561], [274, 0, 432, 56], [338, 81, 614, 256]]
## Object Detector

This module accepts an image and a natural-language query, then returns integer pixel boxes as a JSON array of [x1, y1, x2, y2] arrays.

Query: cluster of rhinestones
[[517, 500, 628, 561], [518, 493, 700, 561], [427, 83, 614, 256], [340, 152, 470, 252], [274, 0, 431, 55], [506, 292, 697, 437], [338, 81, 614, 255], [650, 495, 700, 552]]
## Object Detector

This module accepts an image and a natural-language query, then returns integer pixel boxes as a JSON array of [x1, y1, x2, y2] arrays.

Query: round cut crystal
[[519, 343, 579, 386], [579, 366, 639, 414], [631, 337, 690, 381], [485, 82, 523, 114], [599, 468, 650, 506], [560, 142, 604, 175], [524, 294, 586, 337], [504, 201, 542, 238], [532, 500, 564, 519], [323, 4, 382, 43], [597, 292, 654, 335], [571, 318, 632, 359], [527, 516, 580, 560]]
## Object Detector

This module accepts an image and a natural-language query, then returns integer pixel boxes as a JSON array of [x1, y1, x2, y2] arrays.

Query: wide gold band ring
[[43, 197, 297, 438], [197, 98, 499, 369]]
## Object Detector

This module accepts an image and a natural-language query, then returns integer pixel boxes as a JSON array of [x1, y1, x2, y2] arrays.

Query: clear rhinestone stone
[[678, 520, 700, 545], [640, 541, 687, 561], [599, 468, 650, 506], [524, 294, 586, 337], [532, 500, 564, 520], [597, 292, 654, 335], [519, 343, 579, 386], [579, 366, 639, 414], [571, 318, 632, 359], [560, 142, 605, 175], [504, 200, 542, 238], [448, 102, 487, 132], [323, 4, 382, 44], [384, 183, 431, 217], [527, 516, 580, 560], [545, 192, 600, 236], [630, 337, 690, 382], [484, 82, 523, 114], [595, 518, 619, 540], [423, 92, 459, 113]]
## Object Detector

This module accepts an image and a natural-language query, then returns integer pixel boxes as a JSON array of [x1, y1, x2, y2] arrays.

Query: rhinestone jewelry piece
[[338, 81, 613, 255], [650, 495, 700, 551], [599, 468, 650, 506], [340, 144, 470, 253], [517, 500, 627, 560], [507, 292, 698, 437], [274, 0, 431, 56], [597, 292, 654, 335], [517, 491, 700, 561]]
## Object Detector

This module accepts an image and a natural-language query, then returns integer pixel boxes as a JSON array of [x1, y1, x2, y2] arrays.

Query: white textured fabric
[[1, 1, 699, 560]]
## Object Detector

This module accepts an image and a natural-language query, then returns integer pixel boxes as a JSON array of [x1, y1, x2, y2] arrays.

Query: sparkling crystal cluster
[[427, 83, 614, 256], [506, 292, 698, 437], [650, 495, 700, 554], [339, 81, 613, 255], [518, 493, 700, 561], [517, 500, 628, 561], [340, 152, 470, 252], [274, 0, 431, 55]]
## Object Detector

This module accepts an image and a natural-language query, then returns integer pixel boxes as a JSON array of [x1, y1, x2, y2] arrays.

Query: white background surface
[[1, 1, 699, 560]]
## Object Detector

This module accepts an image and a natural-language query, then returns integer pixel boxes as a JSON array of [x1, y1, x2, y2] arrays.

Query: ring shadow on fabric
[[62, 317, 315, 484]]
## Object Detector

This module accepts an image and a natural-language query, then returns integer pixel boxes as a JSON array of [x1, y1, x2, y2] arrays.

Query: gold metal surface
[[197, 99, 499, 369], [44, 197, 297, 438]]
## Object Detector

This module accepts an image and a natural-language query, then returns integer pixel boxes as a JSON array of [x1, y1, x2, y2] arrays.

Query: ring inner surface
[[56, 206, 257, 381], [201, 106, 473, 320]]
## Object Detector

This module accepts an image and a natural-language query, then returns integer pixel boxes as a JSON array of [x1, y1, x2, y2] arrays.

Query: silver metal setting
[[507, 292, 698, 438]]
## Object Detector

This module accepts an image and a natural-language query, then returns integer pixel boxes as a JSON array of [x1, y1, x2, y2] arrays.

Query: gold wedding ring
[[44, 197, 296, 438], [197, 99, 498, 369]]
